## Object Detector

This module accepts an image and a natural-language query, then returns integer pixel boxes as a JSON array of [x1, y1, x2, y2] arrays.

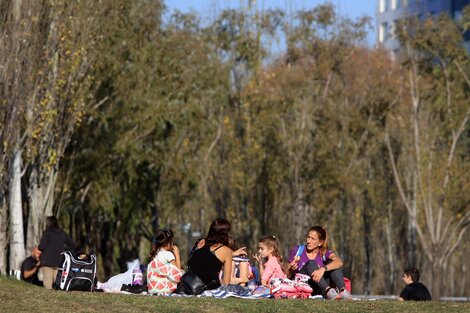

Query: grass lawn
[[1, 277, 468, 313]]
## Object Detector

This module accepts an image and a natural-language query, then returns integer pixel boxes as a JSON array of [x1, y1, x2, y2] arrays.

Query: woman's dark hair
[[46, 216, 59, 230], [148, 228, 174, 262], [205, 218, 231, 247]]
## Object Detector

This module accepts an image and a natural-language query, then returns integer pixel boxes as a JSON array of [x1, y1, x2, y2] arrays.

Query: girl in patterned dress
[[147, 228, 184, 294]]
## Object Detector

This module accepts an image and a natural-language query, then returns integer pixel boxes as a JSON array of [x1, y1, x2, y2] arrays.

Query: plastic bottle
[[132, 268, 143, 285]]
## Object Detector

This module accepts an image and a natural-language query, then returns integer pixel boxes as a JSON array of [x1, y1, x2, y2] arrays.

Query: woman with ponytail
[[287, 226, 351, 300]]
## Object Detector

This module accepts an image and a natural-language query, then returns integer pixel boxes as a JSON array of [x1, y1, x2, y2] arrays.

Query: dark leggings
[[299, 260, 345, 294]]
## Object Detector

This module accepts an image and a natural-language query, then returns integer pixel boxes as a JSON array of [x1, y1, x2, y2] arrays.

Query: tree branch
[[385, 132, 430, 259]]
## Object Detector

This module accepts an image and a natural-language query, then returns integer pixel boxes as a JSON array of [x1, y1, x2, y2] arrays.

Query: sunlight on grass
[[0, 277, 468, 313]]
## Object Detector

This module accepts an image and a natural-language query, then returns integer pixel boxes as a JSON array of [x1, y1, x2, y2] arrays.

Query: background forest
[[1, 0, 469, 298]]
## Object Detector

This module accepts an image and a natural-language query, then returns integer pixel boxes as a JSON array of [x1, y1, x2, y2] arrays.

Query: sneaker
[[339, 289, 352, 300], [326, 287, 340, 300], [294, 274, 313, 293], [120, 284, 148, 295]]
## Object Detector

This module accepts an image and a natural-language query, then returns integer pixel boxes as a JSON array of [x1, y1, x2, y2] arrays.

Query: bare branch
[[443, 216, 470, 261], [203, 117, 223, 164], [441, 209, 470, 248], [453, 60, 470, 89], [385, 132, 430, 259], [408, 64, 435, 242], [322, 71, 333, 99]]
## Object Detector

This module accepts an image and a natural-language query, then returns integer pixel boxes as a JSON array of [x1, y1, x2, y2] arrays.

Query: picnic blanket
[[200, 285, 272, 299]]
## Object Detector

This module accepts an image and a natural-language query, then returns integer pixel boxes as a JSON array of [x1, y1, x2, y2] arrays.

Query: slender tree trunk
[[462, 260, 467, 297], [100, 221, 115, 278], [407, 172, 417, 266], [384, 202, 396, 294], [449, 255, 454, 296], [0, 177, 8, 275], [149, 168, 161, 233], [26, 165, 57, 252], [431, 258, 444, 299], [362, 189, 372, 295], [8, 149, 25, 274], [26, 165, 44, 252]]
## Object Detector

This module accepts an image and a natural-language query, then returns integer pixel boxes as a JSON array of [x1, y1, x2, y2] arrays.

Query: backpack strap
[[322, 250, 332, 263], [295, 244, 305, 257]]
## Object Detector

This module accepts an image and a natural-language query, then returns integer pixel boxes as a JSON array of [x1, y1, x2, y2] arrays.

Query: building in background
[[376, 0, 470, 58]]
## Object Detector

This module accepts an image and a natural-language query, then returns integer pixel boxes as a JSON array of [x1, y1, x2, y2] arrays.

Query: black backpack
[[54, 251, 97, 291]]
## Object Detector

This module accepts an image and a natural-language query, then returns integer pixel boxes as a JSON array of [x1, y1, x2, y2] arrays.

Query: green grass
[[0, 277, 468, 313]]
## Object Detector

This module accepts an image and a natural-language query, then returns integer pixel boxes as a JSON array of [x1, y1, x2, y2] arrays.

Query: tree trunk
[[26, 164, 57, 252], [8, 149, 25, 274], [0, 178, 8, 275], [407, 172, 417, 266], [26, 165, 44, 252], [384, 202, 396, 294], [362, 189, 372, 295], [99, 221, 116, 278], [431, 258, 444, 299], [462, 260, 467, 297]]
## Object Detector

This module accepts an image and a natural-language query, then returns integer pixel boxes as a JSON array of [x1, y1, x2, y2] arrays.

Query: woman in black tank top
[[185, 218, 233, 290]]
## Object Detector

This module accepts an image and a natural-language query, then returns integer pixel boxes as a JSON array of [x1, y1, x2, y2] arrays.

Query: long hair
[[259, 235, 283, 264], [45, 216, 59, 230], [148, 228, 174, 262], [308, 226, 328, 256], [205, 218, 231, 247]]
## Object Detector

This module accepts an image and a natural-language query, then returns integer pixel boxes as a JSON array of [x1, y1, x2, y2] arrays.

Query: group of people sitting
[[145, 218, 431, 300], [145, 218, 351, 299], [21, 216, 432, 301]]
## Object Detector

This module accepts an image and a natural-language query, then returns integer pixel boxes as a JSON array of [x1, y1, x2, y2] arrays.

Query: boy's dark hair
[[46, 216, 59, 229], [404, 267, 420, 282]]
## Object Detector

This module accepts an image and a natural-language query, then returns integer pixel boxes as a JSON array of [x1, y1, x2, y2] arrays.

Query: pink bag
[[344, 277, 351, 292]]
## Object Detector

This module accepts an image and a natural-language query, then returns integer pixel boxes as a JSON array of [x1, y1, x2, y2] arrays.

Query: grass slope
[[0, 277, 468, 313]]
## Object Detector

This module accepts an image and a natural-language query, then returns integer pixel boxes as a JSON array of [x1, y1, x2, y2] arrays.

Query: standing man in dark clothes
[[21, 247, 42, 286], [38, 216, 75, 289], [399, 267, 432, 301]]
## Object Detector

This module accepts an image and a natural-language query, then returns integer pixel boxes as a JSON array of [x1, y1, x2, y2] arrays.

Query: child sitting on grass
[[399, 267, 432, 301], [253, 235, 286, 287], [225, 236, 253, 286], [147, 228, 184, 294]]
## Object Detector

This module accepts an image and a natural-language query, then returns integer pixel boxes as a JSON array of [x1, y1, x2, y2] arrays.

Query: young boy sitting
[[399, 267, 432, 301]]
